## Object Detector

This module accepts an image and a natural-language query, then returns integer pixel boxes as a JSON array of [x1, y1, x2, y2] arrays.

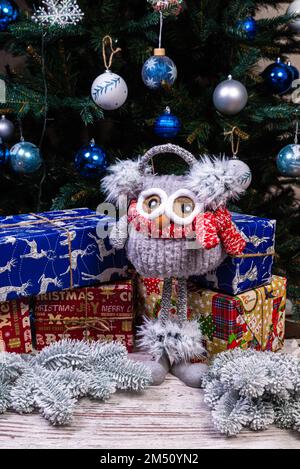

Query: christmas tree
[[0, 0, 299, 298]]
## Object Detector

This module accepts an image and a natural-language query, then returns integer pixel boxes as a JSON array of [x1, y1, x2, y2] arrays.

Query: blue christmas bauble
[[142, 49, 177, 90], [277, 144, 300, 177], [0, 142, 9, 168], [10, 140, 42, 174], [154, 107, 181, 138], [75, 139, 107, 178], [262, 58, 294, 95], [287, 61, 299, 81], [0, 0, 19, 32], [236, 16, 257, 39]]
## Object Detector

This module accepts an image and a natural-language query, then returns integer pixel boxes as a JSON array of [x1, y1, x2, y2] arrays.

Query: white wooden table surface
[[1, 353, 300, 449]]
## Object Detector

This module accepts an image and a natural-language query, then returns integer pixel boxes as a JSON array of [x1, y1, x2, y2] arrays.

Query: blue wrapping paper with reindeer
[[193, 213, 276, 295], [0, 208, 128, 301]]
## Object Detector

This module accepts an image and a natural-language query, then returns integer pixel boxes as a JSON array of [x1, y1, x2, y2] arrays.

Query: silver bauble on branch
[[228, 157, 252, 190], [287, 0, 300, 32], [213, 75, 248, 115], [91, 70, 128, 111], [276, 143, 300, 177], [0, 115, 14, 140]]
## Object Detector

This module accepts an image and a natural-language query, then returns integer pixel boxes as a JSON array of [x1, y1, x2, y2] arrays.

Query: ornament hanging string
[[224, 126, 249, 159], [102, 35, 121, 70], [158, 11, 163, 48], [295, 120, 299, 144]]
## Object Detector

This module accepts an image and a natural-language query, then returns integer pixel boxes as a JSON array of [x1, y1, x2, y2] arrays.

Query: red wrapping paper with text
[[0, 299, 33, 353], [34, 280, 135, 352]]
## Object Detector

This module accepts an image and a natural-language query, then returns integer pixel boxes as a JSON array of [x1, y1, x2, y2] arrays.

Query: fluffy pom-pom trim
[[137, 318, 207, 364], [101, 159, 150, 204], [187, 156, 246, 210]]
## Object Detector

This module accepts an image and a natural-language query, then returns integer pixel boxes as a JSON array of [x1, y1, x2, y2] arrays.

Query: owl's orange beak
[[154, 214, 170, 230]]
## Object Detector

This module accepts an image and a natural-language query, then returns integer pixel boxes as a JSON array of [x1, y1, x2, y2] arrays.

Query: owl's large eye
[[173, 196, 195, 219], [143, 195, 162, 214]]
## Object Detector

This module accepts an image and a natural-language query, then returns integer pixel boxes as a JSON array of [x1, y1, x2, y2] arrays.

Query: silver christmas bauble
[[276, 143, 300, 177], [228, 158, 252, 190], [287, 0, 300, 32], [0, 115, 14, 140], [91, 70, 128, 111], [213, 75, 248, 115]]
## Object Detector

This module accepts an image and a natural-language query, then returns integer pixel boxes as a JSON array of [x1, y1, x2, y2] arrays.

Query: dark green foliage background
[[0, 0, 299, 295]]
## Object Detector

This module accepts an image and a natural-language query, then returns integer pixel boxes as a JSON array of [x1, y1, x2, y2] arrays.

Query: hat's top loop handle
[[138, 144, 197, 175]]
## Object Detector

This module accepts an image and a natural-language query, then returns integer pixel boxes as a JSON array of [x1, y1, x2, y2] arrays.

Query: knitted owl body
[[102, 145, 250, 367]]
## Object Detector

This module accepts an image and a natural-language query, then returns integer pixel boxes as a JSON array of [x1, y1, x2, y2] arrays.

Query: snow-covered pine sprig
[[203, 348, 300, 436], [0, 339, 151, 425]]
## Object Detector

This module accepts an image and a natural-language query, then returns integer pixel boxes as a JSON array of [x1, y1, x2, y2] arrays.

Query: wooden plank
[[0, 353, 300, 449]]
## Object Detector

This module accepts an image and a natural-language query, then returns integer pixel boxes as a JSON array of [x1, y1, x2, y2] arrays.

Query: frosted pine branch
[[0, 340, 151, 425], [203, 349, 300, 436]]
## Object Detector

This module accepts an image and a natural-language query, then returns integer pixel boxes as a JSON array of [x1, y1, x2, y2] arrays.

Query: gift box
[[138, 275, 286, 355], [34, 280, 135, 351], [0, 299, 33, 353], [0, 208, 128, 301], [193, 213, 276, 295]]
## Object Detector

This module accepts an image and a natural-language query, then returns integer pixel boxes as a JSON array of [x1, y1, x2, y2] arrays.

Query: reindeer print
[[88, 232, 115, 261], [232, 262, 258, 294], [81, 266, 127, 283], [38, 274, 63, 295], [0, 236, 17, 246], [240, 232, 269, 248], [0, 259, 16, 274], [0, 281, 32, 301], [60, 244, 96, 276], [20, 239, 56, 261], [59, 230, 77, 246]]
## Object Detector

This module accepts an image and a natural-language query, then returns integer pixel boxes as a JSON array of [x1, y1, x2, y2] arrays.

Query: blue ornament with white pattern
[[0, 0, 19, 31], [75, 139, 107, 178], [142, 49, 177, 90], [154, 107, 181, 138]]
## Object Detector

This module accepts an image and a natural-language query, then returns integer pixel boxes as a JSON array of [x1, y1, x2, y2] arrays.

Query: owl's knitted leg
[[159, 278, 173, 326], [141, 353, 170, 386], [177, 278, 188, 326], [171, 362, 208, 388]]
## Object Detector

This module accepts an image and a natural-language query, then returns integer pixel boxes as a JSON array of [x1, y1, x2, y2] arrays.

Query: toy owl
[[102, 144, 250, 387]]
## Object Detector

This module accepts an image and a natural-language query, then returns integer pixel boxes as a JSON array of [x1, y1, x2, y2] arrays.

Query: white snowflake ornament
[[32, 0, 84, 27]]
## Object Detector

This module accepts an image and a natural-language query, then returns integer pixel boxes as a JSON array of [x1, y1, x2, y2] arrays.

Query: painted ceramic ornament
[[142, 48, 177, 90], [227, 158, 252, 190], [91, 70, 128, 111]]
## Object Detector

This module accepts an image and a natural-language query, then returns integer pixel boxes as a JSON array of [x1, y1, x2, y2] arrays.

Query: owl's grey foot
[[171, 362, 208, 388], [145, 353, 171, 386]]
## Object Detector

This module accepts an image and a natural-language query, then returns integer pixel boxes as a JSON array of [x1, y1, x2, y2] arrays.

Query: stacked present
[[0, 208, 134, 353], [137, 213, 287, 356], [0, 208, 287, 357]]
